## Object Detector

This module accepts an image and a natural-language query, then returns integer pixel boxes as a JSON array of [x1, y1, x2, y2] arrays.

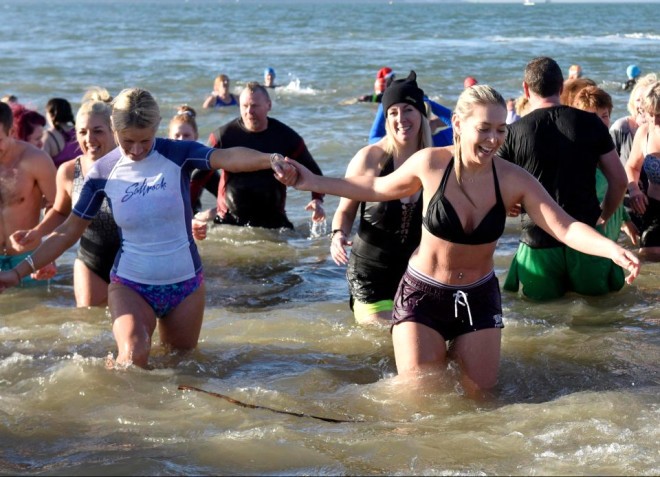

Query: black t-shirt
[[498, 105, 615, 248], [208, 117, 324, 229]]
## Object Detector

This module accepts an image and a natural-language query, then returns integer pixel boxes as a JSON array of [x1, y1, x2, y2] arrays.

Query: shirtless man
[[0, 102, 57, 283]]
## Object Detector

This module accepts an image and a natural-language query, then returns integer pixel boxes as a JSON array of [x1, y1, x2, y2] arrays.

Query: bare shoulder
[[494, 155, 529, 178], [20, 142, 53, 166], [494, 156, 536, 203], [56, 157, 76, 184], [347, 142, 388, 176], [630, 123, 649, 148], [425, 146, 453, 170]]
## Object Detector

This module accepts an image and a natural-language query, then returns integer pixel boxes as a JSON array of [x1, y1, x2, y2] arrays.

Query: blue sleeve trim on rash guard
[[72, 148, 121, 220], [153, 137, 213, 172]]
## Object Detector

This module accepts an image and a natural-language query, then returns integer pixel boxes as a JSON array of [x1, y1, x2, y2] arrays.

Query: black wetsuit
[[204, 117, 324, 229], [189, 169, 220, 214], [347, 155, 423, 307], [72, 157, 121, 282]]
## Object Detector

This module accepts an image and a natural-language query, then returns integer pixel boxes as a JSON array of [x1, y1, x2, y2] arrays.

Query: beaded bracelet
[[330, 229, 345, 239], [270, 153, 284, 165], [24, 255, 37, 273]]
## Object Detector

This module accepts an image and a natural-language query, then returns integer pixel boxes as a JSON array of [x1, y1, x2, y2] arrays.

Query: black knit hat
[[381, 70, 426, 117]]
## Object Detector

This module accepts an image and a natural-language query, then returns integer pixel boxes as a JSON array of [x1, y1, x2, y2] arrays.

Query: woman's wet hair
[[641, 80, 660, 116], [452, 85, 506, 204], [111, 88, 161, 131], [45, 97, 76, 130], [11, 104, 46, 142], [560, 77, 596, 106], [572, 85, 613, 113], [169, 104, 198, 136], [627, 73, 657, 117], [76, 86, 113, 128]]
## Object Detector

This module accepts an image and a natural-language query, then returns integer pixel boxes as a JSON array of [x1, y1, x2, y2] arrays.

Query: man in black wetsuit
[[193, 82, 325, 229], [498, 56, 627, 300]]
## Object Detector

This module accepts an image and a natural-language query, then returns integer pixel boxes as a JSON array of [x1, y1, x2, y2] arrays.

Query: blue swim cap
[[264, 67, 276, 78], [626, 64, 641, 80]]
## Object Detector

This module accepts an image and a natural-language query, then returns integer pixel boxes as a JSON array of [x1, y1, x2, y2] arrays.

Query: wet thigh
[[73, 259, 109, 307], [159, 281, 206, 351], [391, 321, 447, 376], [108, 283, 158, 366], [450, 328, 501, 392]]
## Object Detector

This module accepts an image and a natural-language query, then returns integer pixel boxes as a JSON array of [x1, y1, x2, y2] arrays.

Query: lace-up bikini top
[[422, 157, 506, 245]]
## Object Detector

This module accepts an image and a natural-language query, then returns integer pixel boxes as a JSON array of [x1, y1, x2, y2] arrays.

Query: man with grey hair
[[194, 82, 325, 230]]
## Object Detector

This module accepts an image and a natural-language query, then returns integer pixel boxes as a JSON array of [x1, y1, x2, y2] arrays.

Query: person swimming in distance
[[360, 67, 395, 103], [202, 74, 239, 109], [568, 64, 582, 80], [264, 67, 277, 88], [623, 64, 641, 92], [341, 67, 395, 105]]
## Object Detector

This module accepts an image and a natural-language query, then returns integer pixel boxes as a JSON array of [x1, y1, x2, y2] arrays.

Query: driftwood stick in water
[[178, 385, 365, 423]]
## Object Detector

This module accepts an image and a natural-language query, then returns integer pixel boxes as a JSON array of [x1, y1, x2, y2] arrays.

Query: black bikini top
[[423, 157, 506, 245]]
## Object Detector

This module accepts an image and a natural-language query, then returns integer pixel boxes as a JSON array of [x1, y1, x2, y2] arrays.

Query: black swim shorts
[[392, 266, 504, 341]]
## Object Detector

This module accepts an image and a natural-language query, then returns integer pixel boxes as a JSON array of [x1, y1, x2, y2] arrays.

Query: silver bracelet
[[24, 255, 37, 273], [270, 153, 284, 165]]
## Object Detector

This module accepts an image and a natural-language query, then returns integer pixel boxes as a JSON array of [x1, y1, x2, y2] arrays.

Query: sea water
[[1, 1, 659, 474]]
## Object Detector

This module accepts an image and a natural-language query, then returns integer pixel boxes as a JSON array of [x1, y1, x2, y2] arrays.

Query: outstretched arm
[[518, 170, 640, 283], [208, 148, 298, 184], [279, 151, 424, 204], [209, 148, 272, 172]]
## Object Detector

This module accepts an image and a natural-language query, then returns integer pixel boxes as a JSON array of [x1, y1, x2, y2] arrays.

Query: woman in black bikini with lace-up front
[[279, 85, 640, 399]]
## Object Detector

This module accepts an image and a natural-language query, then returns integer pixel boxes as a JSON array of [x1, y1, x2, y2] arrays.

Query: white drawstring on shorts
[[453, 290, 473, 327]]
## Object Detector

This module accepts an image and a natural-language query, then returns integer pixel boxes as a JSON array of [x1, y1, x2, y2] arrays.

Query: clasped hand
[[270, 155, 299, 186]]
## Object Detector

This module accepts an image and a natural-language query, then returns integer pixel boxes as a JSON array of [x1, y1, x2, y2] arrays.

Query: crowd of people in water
[[0, 56, 657, 399]]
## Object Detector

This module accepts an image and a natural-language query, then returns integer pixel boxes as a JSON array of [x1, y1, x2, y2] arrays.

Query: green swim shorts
[[503, 243, 624, 301]]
